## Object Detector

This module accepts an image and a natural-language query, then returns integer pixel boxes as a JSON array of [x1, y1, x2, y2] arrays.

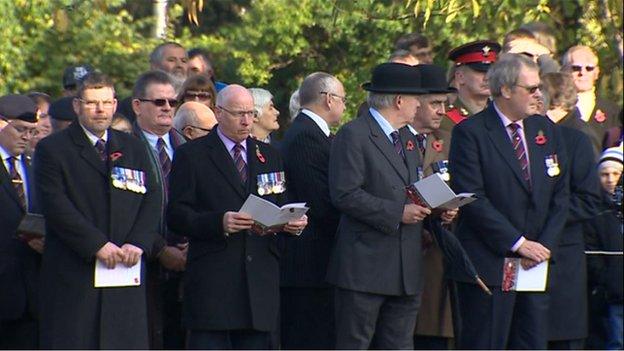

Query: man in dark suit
[[449, 53, 569, 349], [327, 63, 431, 349], [130, 70, 188, 349], [167, 84, 307, 349], [407, 65, 458, 349], [278, 72, 345, 349], [0, 95, 43, 349], [561, 45, 621, 152], [34, 73, 161, 349]]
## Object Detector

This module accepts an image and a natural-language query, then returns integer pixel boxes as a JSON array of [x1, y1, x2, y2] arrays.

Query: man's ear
[[501, 85, 513, 99]]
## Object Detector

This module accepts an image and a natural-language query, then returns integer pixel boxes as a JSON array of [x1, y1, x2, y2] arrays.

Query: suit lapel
[[367, 114, 409, 183], [484, 107, 530, 193], [205, 131, 246, 199], [69, 122, 108, 177], [525, 118, 547, 200], [401, 127, 420, 184], [246, 138, 258, 195]]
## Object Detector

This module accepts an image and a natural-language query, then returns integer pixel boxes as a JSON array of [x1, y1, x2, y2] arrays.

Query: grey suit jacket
[[326, 111, 424, 296]]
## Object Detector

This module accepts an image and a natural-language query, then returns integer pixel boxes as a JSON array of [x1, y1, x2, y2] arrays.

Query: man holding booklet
[[167, 84, 307, 349], [449, 54, 569, 349]]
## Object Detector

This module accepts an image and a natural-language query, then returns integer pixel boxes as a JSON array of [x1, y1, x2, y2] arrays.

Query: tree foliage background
[[1, 0, 621, 126]]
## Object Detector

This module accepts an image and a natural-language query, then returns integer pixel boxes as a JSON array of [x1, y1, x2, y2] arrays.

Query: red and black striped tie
[[509, 123, 531, 188], [8, 157, 26, 210], [233, 144, 248, 183]]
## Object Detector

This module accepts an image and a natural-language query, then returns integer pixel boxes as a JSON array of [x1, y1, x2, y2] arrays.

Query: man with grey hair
[[561, 45, 620, 151], [149, 42, 188, 92], [173, 101, 217, 140], [328, 63, 430, 349], [288, 89, 300, 121], [278, 72, 345, 349], [449, 53, 569, 349]]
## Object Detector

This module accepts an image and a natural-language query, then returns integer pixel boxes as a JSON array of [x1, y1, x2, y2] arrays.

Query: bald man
[[173, 101, 217, 140]]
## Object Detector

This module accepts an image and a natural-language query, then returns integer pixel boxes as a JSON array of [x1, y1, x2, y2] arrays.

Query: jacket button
[[246, 255, 253, 262]]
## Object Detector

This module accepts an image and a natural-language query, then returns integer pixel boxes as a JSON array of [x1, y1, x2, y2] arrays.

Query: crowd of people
[[0, 22, 622, 351]]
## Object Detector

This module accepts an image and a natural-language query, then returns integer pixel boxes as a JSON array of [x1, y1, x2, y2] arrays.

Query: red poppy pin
[[432, 140, 444, 152], [594, 109, 606, 123], [406, 140, 415, 151], [110, 151, 123, 161], [256, 145, 266, 163], [535, 130, 547, 145]]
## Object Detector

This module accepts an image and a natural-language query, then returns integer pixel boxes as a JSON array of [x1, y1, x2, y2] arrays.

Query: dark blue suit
[[0, 154, 40, 349], [449, 105, 569, 349]]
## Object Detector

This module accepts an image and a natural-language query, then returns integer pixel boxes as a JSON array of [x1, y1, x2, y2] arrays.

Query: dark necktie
[[8, 157, 26, 210], [157, 137, 172, 181], [233, 144, 248, 184], [508, 123, 531, 188], [415, 133, 427, 155], [390, 131, 405, 159], [95, 139, 107, 162]]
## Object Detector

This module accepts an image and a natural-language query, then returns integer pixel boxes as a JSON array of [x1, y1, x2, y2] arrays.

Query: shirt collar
[[369, 107, 398, 141], [301, 109, 331, 137], [493, 101, 525, 130], [217, 126, 247, 152], [142, 129, 171, 150], [79, 124, 108, 146], [0, 145, 18, 162]]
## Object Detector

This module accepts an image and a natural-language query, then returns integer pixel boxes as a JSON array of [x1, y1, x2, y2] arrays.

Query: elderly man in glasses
[[131, 70, 188, 349], [173, 101, 217, 140], [561, 45, 621, 152]]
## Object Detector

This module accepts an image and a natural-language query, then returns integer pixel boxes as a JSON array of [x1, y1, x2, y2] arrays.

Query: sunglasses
[[184, 92, 213, 100], [515, 84, 541, 94], [138, 98, 180, 108], [570, 65, 596, 72]]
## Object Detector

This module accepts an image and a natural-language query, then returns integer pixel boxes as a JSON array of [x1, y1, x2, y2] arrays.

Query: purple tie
[[415, 133, 427, 155], [390, 131, 405, 160], [233, 144, 248, 183], [157, 138, 171, 181], [509, 123, 531, 188], [8, 157, 26, 210], [95, 139, 106, 162]]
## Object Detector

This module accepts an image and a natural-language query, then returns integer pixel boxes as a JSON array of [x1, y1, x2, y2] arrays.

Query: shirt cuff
[[511, 236, 526, 252]]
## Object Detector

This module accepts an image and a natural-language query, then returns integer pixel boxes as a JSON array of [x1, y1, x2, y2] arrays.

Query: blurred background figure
[[188, 48, 227, 91], [173, 101, 217, 140], [289, 89, 301, 122], [61, 64, 94, 97], [48, 96, 77, 133], [111, 113, 133, 134], [585, 146, 623, 350], [249, 88, 280, 144], [394, 32, 433, 64], [178, 74, 217, 111], [26, 92, 53, 156], [149, 42, 188, 92]]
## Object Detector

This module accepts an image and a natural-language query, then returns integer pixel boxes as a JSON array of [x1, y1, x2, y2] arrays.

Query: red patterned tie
[[9, 157, 26, 210], [390, 131, 405, 160], [233, 144, 248, 183], [509, 123, 531, 188], [157, 138, 172, 180], [95, 139, 107, 162]]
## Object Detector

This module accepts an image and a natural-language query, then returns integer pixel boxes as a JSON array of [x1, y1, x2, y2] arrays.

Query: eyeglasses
[[184, 92, 213, 101], [217, 105, 256, 118], [78, 98, 115, 109], [7, 122, 39, 137], [138, 98, 180, 108], [515, 84, 541, 94], [186, 125, 212, 133], [320, 92, 347, 103], [570, 65, 596, 72]]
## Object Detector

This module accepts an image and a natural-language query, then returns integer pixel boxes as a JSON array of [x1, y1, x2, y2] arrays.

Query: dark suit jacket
[[0, 155, 40, 321], [448, 105, 570, 285], [278, 112, 339, 287], [548, 125, 602, 340], [327, 111, 423, 296], [35, 122, 161, 349], [167, 129, 287, 332], [585, 98, 621, 152]]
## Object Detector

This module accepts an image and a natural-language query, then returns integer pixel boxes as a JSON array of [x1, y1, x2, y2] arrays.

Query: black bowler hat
[[49, 97, 78, 121], [418, 64, 457, 94], [448, 40, 501, 72], [362, 63, 427, 94], [62, 64, 94, 89], [0, 94, 39, 123]]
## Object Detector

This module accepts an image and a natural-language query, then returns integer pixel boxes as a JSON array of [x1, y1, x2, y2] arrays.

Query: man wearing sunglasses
[[0, 94, 42, 349], [131, 70, 188, 349], [562, 45, 621, 152]]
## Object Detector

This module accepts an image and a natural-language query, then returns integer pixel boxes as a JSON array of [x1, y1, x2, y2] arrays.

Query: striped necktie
[[390, 131, 405, 160], [233, 144, 248, 184], [508, 123, 531, 188], [95, 139, 107, 162], [157, 137, 171, 181], [8, 157, 26, 210], [415, 133, 427, 155]]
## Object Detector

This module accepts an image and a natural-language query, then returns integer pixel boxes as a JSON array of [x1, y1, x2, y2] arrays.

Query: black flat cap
[[448, 40, 502, 72], [49, 97, 78, 121], [418, 64, 457, 94], [362, 63, 427, 94], [0, 94, 39, 123], [62, 64, 94, 89]]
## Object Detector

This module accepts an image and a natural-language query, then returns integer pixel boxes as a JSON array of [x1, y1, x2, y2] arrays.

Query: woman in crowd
[[249, 88, 280, 144], [178, 74, 217, 111]]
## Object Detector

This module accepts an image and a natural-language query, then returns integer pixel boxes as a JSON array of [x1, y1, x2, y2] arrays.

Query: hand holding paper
[[223, 211, 254, 233], [96, 242, 125, 269], [402, 203, 431, 224], [239, 194, 309, 235], [283, 214, 308, 235]]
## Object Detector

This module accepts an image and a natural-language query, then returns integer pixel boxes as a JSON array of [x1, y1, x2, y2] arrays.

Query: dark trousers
[[280, 287, 335, 349], [187, 329, 270, 350], [413, 335, 451, 350], [0, 316, 38, 349], [548, 338, 585, 349], [163, 275, 186, 349], [457, 282, 549, 349], [334, 287, 421, 350]]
